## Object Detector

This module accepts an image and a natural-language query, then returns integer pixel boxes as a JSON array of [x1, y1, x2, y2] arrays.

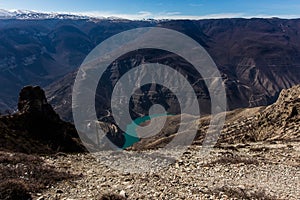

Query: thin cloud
[[70, 11, 247, 20], [154, 13, 246, 20], [71, 11, 300, 20], [67, 10, 153, 20], [165, 12, 181, 15], [189, 3, 203, 7], [247, 14, 300, 19]]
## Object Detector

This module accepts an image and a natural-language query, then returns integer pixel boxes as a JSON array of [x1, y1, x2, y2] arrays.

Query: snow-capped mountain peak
[[0, 9, 93, 20]]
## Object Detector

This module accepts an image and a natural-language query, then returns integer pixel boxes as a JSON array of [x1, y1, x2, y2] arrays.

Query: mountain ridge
[[0, 17, 299, 118]]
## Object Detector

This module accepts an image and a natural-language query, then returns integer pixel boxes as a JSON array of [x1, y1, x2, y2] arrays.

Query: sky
[[1, 0, 300, 19]]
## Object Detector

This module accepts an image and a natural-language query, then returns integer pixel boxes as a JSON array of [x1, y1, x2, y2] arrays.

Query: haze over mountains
[[0, 11, 299, 119]]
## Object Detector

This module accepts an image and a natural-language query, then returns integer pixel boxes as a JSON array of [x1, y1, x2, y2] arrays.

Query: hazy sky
[[1, 0, 300, 19]]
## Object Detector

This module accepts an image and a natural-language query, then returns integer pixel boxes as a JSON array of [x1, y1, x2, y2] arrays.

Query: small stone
[[120, 190, 127, 198], [56, 189, 64, 194], [126, 185, 133, 189], [100, 177, 106, 182]]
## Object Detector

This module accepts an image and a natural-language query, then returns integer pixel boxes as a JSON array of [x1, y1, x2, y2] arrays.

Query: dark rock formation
[[18, 86, 60, 120], [0, 86, 87, 153]]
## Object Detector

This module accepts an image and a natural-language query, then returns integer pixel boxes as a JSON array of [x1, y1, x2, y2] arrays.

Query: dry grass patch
[[210, 186, 277, 200], [0, 151, 80, 200], [205, 153, 259, 166], [99, 193, 127, 200]]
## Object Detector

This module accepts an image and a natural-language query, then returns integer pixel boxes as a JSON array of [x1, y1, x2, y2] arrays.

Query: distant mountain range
[[0, 13, 299, 120], [0, 9, 157, 21]]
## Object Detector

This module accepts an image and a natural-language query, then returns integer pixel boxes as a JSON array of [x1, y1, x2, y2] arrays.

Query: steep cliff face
[[0, 86, 86, 153]]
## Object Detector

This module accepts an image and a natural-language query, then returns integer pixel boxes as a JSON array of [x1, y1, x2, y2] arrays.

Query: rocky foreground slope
[[36, 141, 300, 199]]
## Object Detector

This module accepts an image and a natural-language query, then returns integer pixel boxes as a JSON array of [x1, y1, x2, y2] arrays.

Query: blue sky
[[1, 0, 300, 19]]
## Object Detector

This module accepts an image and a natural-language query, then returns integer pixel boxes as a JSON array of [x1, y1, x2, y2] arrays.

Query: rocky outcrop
[[18, 86, 60, 120], [199, 84, 300, 144], [249, 84, 300, 141], [0, 86, 87, 153]]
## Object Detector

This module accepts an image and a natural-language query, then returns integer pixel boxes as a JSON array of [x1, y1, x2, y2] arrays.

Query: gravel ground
[[34, 141, 300, 200]]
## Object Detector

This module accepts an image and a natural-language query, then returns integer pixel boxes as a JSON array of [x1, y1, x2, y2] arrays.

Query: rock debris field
[[35, 141, 299, 200]]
